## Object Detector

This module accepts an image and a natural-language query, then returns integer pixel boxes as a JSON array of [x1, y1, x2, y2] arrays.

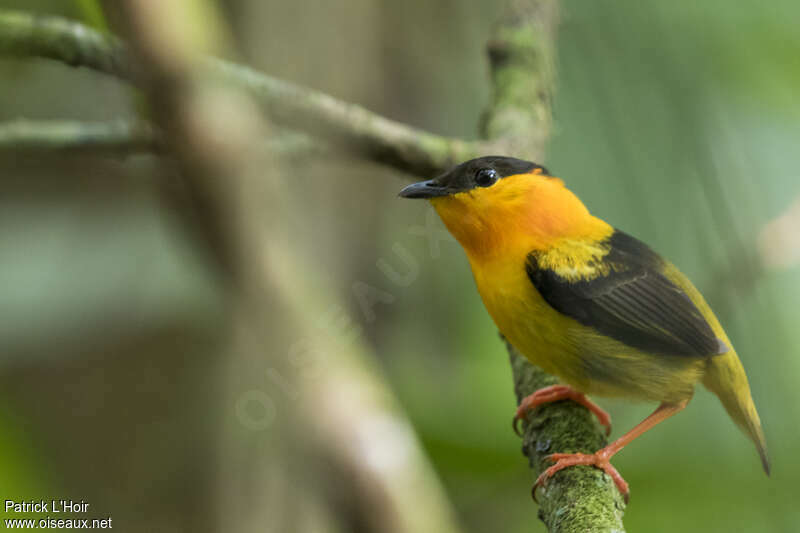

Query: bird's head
[[399, 156, 603, 258]]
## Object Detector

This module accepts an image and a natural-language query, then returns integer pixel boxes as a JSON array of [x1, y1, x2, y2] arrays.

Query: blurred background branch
[[0, 118, 158, 153], [102, 1, 464, 532], [758, 197, 800, 271], [0, 117, 329, 159]]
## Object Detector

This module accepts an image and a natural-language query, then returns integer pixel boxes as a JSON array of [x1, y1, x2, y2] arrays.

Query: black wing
[[526, 230, 727, 357]]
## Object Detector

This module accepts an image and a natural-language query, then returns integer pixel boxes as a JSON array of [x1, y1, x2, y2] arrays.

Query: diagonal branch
[[104, 1, 463, 532], [0, 9, 492, 176]]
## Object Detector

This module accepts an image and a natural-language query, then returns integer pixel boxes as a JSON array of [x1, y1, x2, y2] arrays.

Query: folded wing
[[526, 230, 727, 357]]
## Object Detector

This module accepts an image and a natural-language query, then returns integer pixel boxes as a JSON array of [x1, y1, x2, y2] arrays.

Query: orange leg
[[514, 385, 612, 437], [534, 399, 689, 503]]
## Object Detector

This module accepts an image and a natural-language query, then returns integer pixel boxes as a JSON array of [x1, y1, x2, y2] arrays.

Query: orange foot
[[530, 401, 690, 505], [513, 385, 611, 437], [535, 451, 630, 503]]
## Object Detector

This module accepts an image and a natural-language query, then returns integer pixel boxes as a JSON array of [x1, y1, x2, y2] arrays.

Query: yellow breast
[[468, 249, 591, 389]]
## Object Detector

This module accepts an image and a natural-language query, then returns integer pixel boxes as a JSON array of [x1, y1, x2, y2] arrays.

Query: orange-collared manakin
[[399, 156, 768, 501]]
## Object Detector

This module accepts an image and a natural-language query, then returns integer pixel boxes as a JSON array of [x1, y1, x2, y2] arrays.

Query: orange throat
[[430, 173, 612, 262]]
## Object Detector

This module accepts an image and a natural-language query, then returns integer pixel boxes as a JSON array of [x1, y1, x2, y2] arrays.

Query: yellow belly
[[469, 253, 704, 403]]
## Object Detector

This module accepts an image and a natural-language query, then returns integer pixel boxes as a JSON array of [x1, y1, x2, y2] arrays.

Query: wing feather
[[527, 230, 726, 357]]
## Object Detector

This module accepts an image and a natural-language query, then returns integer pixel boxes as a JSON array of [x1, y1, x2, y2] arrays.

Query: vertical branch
[[485, 2, 628, 531], [484, 0, 557, 160]]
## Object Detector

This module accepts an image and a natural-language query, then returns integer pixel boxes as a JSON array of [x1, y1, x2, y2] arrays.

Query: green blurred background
[[1, 0, 798, 531]]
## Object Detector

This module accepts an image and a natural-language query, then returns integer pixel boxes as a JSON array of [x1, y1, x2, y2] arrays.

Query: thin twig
[[0, 119, 158, 153], [0, 118, 328, 159]]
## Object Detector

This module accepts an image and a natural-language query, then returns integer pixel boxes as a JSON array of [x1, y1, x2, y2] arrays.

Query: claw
[[513, 394, 535, 437], [513, 416, 523, 437]]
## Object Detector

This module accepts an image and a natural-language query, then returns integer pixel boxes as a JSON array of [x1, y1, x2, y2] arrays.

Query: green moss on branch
[[509, 344, 626, 532], [486, 2, 627, 530]]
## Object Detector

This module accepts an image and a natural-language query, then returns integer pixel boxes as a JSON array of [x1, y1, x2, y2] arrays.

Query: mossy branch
[[509, 343, 626, 532], [0, 9, 491, 176], [0, 5, 628, 530], [485, 2, 627, 531]]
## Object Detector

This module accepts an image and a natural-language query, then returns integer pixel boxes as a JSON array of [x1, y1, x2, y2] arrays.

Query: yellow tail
[[703, 350, 770, 475]]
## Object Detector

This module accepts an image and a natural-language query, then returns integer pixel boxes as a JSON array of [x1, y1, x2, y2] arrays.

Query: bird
[[399, 155, 769, 502]]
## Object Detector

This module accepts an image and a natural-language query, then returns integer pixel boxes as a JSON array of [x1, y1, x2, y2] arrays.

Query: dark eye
[[475, 168, 498, 187]]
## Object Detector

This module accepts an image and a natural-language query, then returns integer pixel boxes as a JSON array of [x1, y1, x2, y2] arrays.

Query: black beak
[[398, 179, 450, 199]]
